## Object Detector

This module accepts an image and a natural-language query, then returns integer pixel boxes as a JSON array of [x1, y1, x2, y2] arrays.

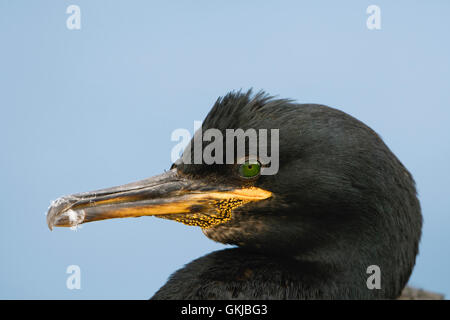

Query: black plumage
[[152, 90, 422, 299]]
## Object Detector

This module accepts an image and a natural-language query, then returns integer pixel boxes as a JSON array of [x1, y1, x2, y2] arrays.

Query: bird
[[46, 90, 422, 299]]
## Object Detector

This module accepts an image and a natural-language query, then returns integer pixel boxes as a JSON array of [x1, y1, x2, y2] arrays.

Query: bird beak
[[47, 169, 272, 230]]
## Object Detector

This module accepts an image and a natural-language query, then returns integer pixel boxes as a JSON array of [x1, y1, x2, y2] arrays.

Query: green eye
[[239, 161, 261, 178]]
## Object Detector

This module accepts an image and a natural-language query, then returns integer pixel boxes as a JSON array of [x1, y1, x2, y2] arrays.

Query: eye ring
[[237, 160, 262, 180]]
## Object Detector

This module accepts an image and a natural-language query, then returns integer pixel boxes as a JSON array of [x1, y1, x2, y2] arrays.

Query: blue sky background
[[1, 1, 449, 299]]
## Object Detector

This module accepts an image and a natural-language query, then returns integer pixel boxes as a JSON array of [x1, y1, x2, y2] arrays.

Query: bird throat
[[157, 198, 248, 228]]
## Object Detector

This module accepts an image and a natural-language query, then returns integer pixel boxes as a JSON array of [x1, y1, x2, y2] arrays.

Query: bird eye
[[238, 161, 261, 179]]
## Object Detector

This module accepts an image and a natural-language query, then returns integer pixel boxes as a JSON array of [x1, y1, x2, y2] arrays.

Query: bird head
[[47, 90, 421, 294]]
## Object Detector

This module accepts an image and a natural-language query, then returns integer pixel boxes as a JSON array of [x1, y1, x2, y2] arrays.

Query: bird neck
[[152, 247, 397, 299]]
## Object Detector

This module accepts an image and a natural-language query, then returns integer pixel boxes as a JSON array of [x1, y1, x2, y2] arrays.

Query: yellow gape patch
[[159, 199, 249, 228]]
